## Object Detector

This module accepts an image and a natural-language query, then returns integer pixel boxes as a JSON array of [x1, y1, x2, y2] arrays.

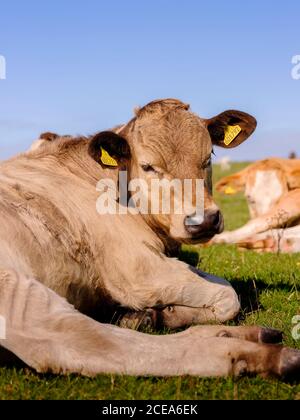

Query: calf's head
[[89, 99, 257, 244]]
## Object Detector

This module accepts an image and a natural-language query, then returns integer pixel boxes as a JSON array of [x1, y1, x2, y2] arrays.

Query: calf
[[213, 158, 300, 251], [0, 99, 299, 378], [29, 132, 72, 151]]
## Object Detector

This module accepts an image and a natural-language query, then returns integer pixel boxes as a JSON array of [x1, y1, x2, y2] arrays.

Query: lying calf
[[213, 159, 300, 251], [0, 99, 299, 379], [29, 132, 72, 151]]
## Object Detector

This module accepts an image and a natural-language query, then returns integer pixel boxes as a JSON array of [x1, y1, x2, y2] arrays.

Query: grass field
[[0, 162, 300, 400]]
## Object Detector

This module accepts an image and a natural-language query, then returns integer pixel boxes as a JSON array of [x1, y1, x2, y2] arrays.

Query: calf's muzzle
[[184, 209, 224, 238]]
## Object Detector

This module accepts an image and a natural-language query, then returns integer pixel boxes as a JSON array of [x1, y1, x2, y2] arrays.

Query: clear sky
[[0, 0, 299, 161]]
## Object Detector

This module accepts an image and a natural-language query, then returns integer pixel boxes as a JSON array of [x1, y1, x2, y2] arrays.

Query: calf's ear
[[88, 131, 131, 168], [39, 132, 60, 142], [287, 169, 300, 190], [205, 110, 257, 149]]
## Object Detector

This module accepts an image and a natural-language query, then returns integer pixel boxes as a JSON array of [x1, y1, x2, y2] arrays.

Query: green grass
[[1, 162, 300, 400]]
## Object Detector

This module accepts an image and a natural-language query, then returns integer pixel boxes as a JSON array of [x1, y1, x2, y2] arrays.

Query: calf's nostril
[[212, 211, 221, 228], [184, 214, 204, 227]]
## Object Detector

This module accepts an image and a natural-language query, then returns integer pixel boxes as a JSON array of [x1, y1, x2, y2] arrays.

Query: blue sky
[[0, 0, 299, 161]]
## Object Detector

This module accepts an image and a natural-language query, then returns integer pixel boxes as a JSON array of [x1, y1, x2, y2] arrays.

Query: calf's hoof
[[259, 327, 283, 344], [119, 309, 158, 331], [279, 348, 300, 381]]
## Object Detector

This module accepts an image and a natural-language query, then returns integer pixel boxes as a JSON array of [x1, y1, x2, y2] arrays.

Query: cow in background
[[212, 158, 300, 252]]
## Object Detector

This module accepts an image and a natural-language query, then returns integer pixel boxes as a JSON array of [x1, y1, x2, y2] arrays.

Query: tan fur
[[29, 132, 72, 152], [0, 99, 299, 378]]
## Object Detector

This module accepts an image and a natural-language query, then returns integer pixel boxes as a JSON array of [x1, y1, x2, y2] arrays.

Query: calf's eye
[[202, 158, 212, 169], [141, 164, 156, 173]]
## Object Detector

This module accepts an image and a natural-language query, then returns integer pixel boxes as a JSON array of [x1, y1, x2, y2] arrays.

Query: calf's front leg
[[119, 309, 283, 344], [237, 225, 300, 253], [0, 268, 299, 379], [212, 190, 300, 245], [114, 256, 241, 328]]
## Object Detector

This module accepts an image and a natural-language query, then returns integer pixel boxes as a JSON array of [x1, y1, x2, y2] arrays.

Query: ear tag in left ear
[[224, 125, 242, 146], [100, 148, 118, 167], [225, 186, 237, 195]]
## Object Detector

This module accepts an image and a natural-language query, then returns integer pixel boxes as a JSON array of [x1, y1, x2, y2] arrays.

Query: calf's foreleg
[[0, 268, 299, 379], [212, 190, 300, 245], [237, 225, 300, 253]]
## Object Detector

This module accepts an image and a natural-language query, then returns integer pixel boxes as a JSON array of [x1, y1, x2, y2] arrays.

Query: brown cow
[[0, 99, 299, 378], [29, 132, 72, 151], [213, 158, 300, 252]]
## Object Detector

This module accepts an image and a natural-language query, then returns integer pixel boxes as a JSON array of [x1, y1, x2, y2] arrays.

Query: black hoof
[[280, 348, 300, 382], [119, 309, 158, 330], [260, 328, 283, 344]]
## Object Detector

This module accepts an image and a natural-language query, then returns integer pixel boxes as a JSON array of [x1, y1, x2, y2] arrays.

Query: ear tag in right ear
[[100, 148, 118, 167], [224, 125, 242, 146], [225, 186, 237, 195]]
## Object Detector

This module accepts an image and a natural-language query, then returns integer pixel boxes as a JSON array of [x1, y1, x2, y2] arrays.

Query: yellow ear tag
[[224, 125, 242, 146], [225, 186, 237, 195], [100, 148, 118, 167]]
